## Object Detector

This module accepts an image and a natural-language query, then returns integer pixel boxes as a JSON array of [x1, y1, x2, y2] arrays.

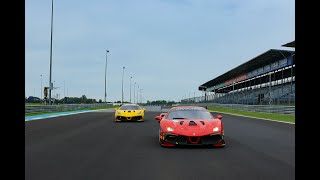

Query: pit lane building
[[190, 41, 295, 105]]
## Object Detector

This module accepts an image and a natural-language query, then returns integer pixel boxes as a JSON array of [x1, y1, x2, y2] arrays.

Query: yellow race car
[[115, 104, 146, 122]]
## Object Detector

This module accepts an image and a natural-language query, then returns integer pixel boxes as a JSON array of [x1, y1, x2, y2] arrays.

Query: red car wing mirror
[[217, 115, 222, 119], [155, 116, 162, 121]]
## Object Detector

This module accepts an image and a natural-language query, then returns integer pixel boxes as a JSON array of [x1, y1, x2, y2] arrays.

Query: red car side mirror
[[217, 115, 222, 119], [155, 116, 162, 121]]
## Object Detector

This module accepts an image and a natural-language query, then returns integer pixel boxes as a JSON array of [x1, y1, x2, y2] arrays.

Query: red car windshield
[[166, 109, 213, 120]]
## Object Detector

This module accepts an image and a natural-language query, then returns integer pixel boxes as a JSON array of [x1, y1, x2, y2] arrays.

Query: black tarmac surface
[[25, 110, 295, 180]]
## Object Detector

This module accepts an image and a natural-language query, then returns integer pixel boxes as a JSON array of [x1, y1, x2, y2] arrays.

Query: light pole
[[213, 86, 215, 104], [200, 86, 207, 102], [134, 82, 136, 103], [136, 85, 139, 104], [194, 92, 195, 102], [233, 81, 235, 103], [141, 88, 143, 104], [63, 80, 65, 103], [104, 50, 109, 103], [53, 80, 55, 104], [122, 66, 125, 104], [48, 0, 54, 105], [130, 77, 132, 103], [269, 72, 272, 105], [40, 75, 43, 101]]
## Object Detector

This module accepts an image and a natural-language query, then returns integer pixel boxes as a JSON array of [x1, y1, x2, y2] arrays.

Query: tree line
[[26, 96, 177, 105]]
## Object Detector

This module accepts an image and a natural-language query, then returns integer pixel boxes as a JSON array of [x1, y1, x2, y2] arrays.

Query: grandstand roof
[[199, 49, 295, 91], [282, 41, 295, 47]]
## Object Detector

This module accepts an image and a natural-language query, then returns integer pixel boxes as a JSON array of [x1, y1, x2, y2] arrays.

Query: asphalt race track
[[25, 110, 295, 180]]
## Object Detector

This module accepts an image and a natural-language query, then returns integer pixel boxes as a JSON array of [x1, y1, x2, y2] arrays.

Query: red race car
[[155, 106, 225, 147]]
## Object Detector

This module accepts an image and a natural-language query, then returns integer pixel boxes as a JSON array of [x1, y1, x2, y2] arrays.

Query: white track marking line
[[209, 111, 295, 125]]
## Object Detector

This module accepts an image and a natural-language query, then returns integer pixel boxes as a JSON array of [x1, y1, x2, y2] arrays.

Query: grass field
[[208, 107, 295, 123], [25, 103, 44, 106]]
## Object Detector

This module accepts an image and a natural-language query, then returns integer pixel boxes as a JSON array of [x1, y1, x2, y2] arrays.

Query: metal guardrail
[[25, 103, 113, 114], [142, 105, 173, 112], [41, 104, 294, 115], [141, 106, 162, 112], [179, 103, 295, 115]]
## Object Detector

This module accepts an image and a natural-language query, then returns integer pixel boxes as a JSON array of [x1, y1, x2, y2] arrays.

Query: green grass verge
[[207, 107, 295, 123], [25, 106, 117, 116], [25, 103, 44, 106]]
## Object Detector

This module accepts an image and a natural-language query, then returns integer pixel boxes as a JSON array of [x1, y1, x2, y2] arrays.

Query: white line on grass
[[209, 111, 295, 125]]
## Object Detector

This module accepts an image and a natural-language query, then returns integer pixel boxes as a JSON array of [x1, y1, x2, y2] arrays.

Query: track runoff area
[[25, 108, 294, 180]]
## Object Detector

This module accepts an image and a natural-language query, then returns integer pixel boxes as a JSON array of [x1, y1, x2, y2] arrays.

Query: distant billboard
[[44, 87, 49, 98]]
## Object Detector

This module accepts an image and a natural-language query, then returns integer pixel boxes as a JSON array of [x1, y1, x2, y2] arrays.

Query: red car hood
[[161, 119, 222, 136]]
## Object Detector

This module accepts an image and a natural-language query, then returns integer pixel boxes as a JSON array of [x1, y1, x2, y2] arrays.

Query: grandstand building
[[185, 41, 295, 105]]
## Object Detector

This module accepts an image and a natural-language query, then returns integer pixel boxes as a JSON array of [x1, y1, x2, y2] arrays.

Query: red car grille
[[116, 116, 142, 121], [188, 136, 201, 144], [164, 134, 223, 145]]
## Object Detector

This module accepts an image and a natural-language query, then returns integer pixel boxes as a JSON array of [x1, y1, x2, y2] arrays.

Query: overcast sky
[[25, 0, 295, 102]]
